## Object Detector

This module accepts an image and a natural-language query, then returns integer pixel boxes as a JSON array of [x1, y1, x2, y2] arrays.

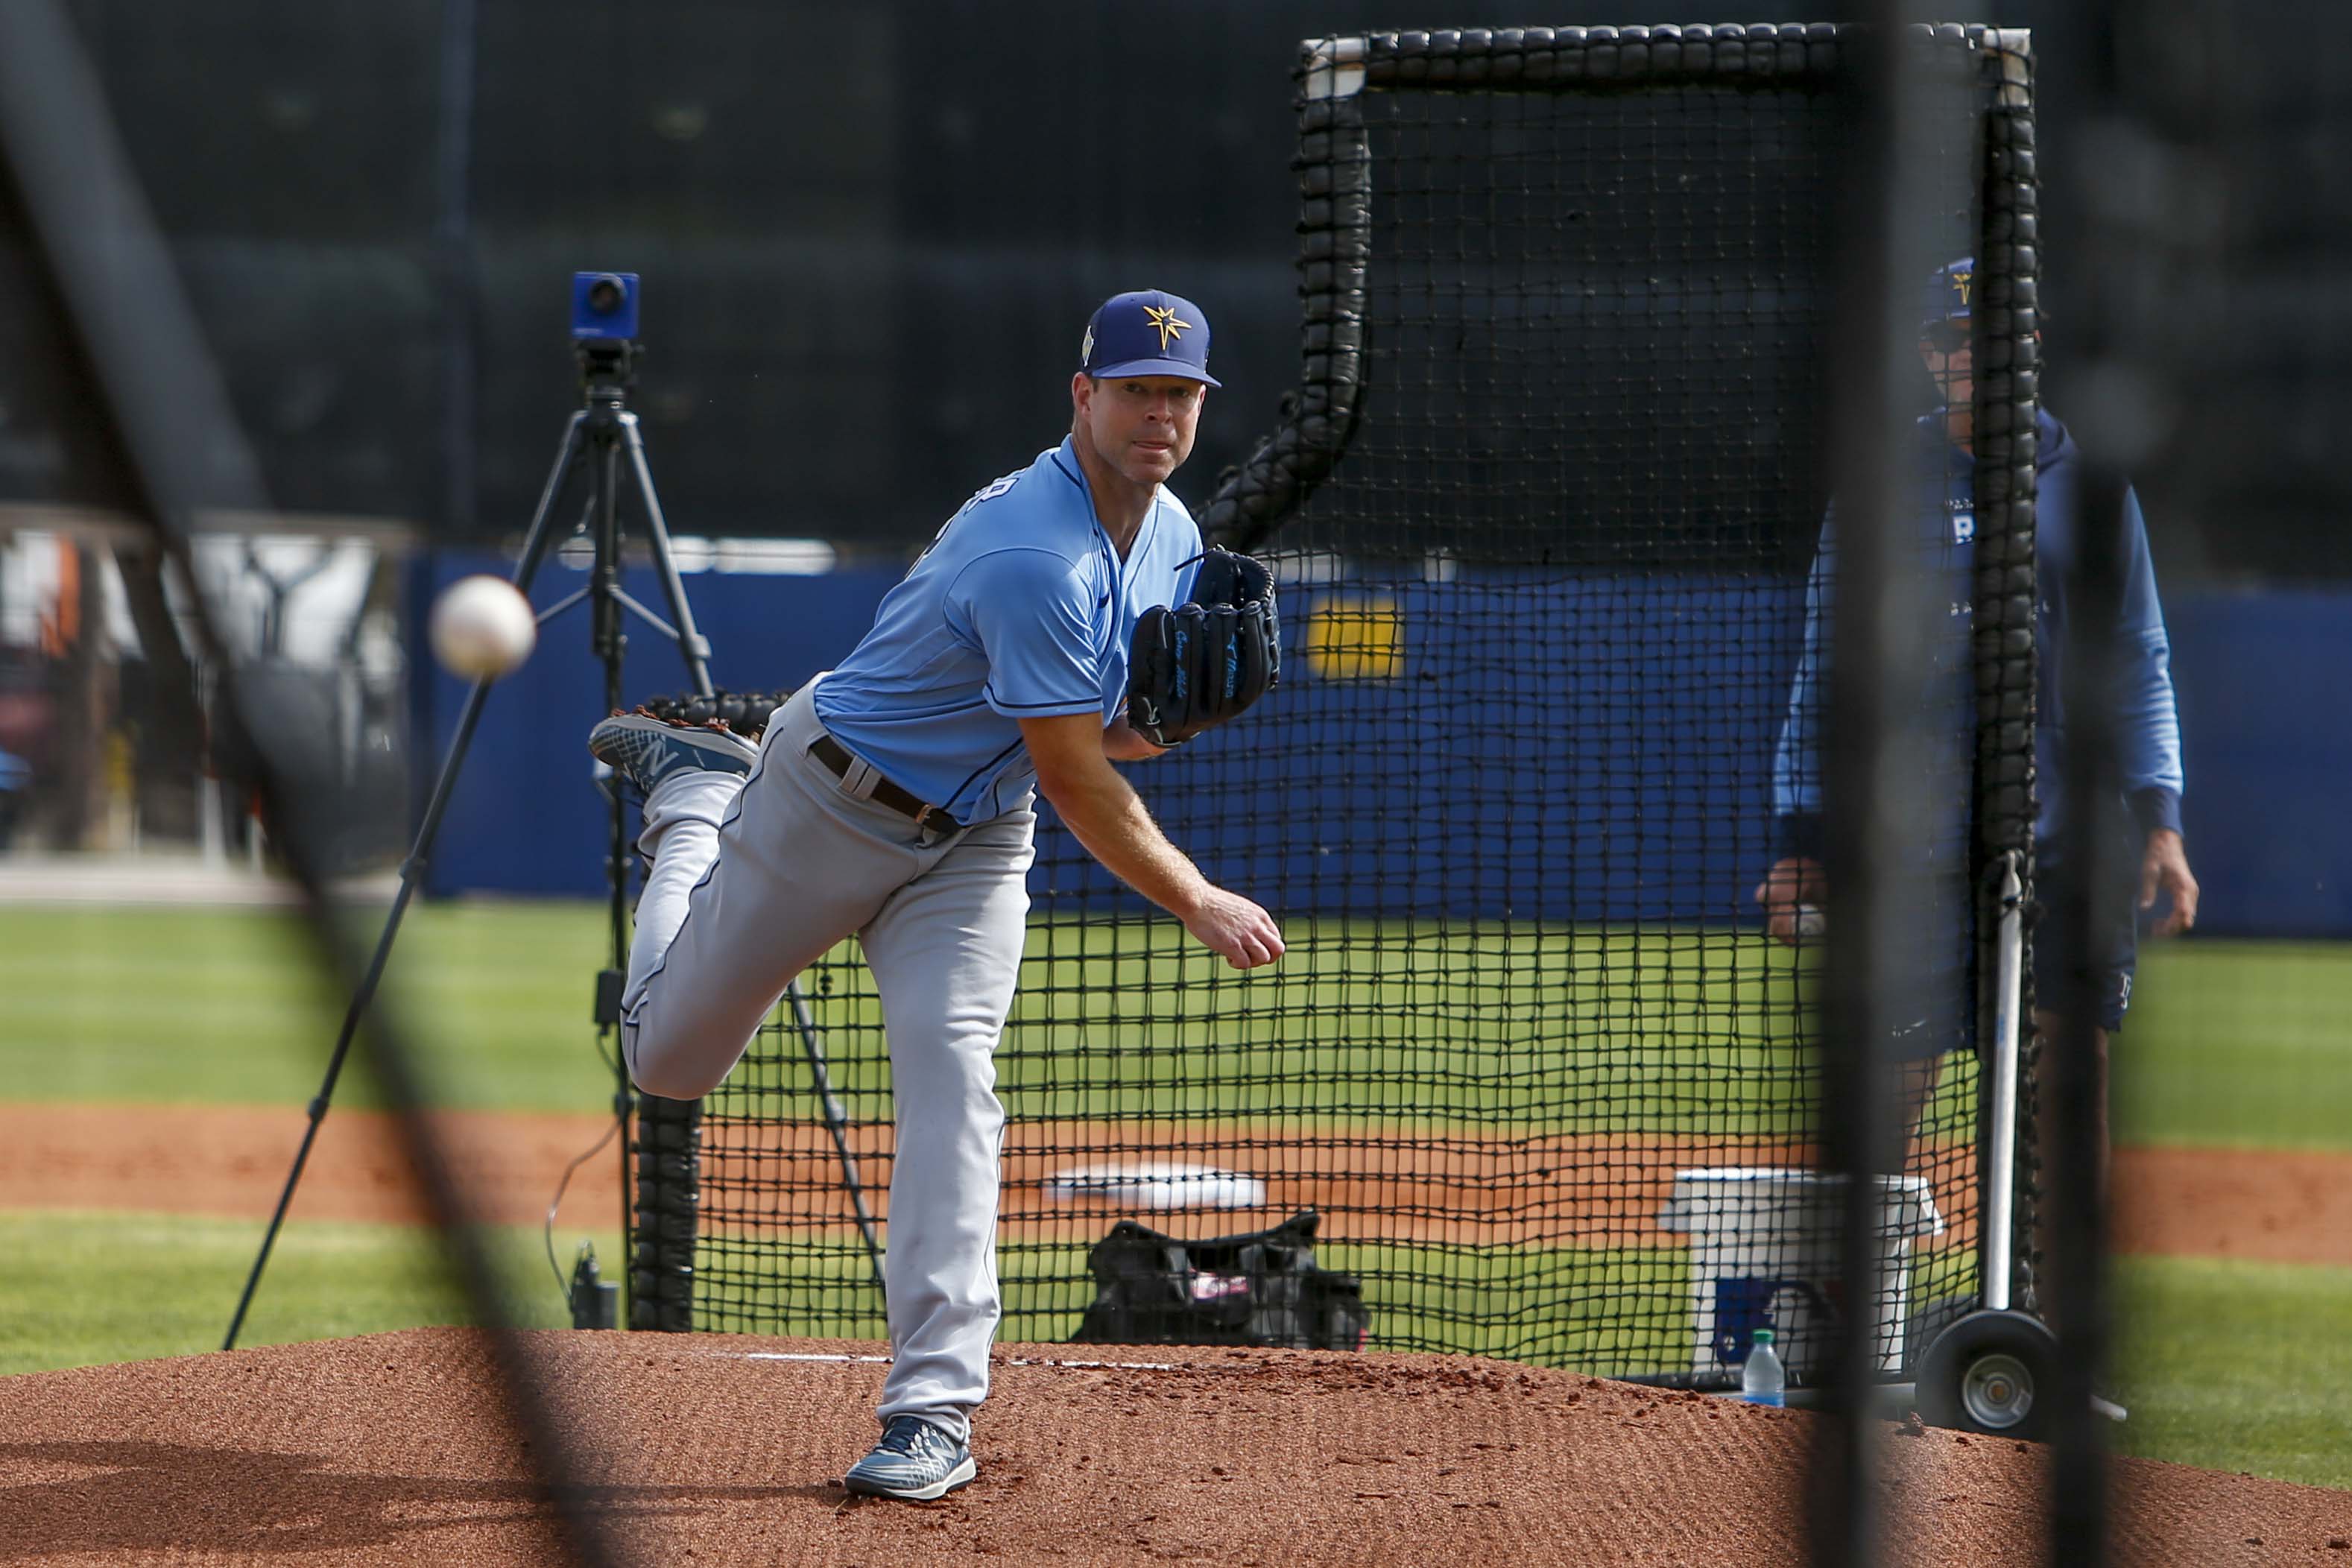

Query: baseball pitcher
[[588, 288, 1283, 1499]]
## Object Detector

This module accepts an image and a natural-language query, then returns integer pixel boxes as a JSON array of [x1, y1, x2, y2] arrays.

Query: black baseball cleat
[[587, 708, 758, 794], [842, 1416, 976, 1502], [638, 688, 792, 742]]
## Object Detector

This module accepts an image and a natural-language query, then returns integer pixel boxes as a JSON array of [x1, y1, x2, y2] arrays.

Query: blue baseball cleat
[[587, 708, 757, 793], [842, 1416, 976, 1502]]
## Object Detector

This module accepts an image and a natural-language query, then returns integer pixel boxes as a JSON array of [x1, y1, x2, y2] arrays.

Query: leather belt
[[811, 733, 949, 828]]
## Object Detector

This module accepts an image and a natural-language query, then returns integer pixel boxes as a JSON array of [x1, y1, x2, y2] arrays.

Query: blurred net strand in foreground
[[1806, 15, 2034, 1566], [0, 2, 619, 1562], [635, 24, 2042, 1409]]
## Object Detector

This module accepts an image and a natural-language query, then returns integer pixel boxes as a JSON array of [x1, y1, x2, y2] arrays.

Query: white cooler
[[1659, 1166, 1944, 1383]]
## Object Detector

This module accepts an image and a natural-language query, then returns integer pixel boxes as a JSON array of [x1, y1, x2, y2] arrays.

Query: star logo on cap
[[1142, 304, 1192, 353]]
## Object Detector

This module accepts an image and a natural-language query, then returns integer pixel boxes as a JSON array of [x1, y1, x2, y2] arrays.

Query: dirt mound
[[0, 1327, 2342, 1566]]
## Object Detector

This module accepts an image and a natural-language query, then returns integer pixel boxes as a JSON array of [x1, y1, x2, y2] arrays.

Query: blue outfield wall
[[411, 551, 1804, 917], [2165, 589, 2352, 938], [1037, 574, 1809, 926], [411, 549, 2352, 938]]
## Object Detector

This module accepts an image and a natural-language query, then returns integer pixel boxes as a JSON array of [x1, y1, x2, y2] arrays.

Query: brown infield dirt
[[3, 1104, 2349, 1564], [1, 1327, 2348, 1567], [2, 1102, 2347, 1266]]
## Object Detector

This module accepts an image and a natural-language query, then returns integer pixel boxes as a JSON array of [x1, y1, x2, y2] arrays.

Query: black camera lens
[[586, 276, 625, 314]]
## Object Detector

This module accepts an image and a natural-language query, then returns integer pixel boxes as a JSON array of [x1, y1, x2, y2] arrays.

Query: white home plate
[[1043, 1161, 1267, 1210]]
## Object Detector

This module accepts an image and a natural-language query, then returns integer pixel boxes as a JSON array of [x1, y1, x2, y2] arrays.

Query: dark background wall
[[33, 0, 2336, 584], [8, 1, 2349, 927], [13, 0, 2342, 584], [10, 1, 2346, 583], [4, 0, 1393, 549]]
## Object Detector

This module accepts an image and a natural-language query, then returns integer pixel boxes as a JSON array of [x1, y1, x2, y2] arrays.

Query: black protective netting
[[651, 24, 2038, 1389]]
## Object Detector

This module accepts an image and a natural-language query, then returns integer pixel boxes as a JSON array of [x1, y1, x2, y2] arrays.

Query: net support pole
[[1968, 28, 2046, 1323], [1982, 853, 2026, 1314]]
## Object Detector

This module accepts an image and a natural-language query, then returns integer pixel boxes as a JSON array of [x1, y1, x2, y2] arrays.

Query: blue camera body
[[572, 272, 640, 340]]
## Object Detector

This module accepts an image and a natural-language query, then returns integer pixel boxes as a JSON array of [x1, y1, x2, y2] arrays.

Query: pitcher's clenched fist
[[1753, 856, 1826, 947]]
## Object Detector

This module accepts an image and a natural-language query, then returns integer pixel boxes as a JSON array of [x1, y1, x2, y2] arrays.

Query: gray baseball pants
[[621, 682, 1037, 1444]]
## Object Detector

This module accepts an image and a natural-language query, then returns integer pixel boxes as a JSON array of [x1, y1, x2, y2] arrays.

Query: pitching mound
[[1, 1329, 2345, 1565]]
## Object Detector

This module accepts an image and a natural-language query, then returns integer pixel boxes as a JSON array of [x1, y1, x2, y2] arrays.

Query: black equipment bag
[[1069, 1210, 1370, 1351]]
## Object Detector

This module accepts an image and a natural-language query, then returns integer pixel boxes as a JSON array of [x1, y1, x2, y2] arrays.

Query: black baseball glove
[[1125, 546, 1280, 748]]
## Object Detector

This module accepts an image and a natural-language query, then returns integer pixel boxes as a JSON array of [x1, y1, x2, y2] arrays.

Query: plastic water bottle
[[1742, 1328, 1786, 1407]]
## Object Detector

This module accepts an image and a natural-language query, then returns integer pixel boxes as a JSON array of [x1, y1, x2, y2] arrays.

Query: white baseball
[[428, 575, 537, 680], [1794, 904, 1827, 940]]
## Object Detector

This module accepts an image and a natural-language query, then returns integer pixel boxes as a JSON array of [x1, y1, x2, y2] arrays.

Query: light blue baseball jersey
[[814, 437, 1203, 824]]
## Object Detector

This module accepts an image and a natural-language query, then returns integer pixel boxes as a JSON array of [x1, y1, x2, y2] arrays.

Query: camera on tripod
[[572, 271, 639, 338], [232, 262, 730, 1350], [572, 271, 640, 385]]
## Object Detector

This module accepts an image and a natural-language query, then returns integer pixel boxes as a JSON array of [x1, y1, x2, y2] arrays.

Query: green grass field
[[0, 1210, 624, 1377], [2111, 1256, 2352, 1489], [0, 903, 1885, 1133], [9, 904, 2344, 1148], [1, 902, 2346, 1486], [2112, 940, 2352, 1151], [715, 1234, 1700, 1376], [0, 902, 621, 1114]]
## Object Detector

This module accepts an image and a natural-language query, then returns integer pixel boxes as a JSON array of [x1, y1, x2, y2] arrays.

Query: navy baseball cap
[[1923, 257, 1976, 326], [1080, 289, 1221, 387]]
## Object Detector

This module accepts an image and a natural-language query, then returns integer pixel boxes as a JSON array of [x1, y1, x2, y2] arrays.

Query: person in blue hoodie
[[1754, 259, 2198, 1172]]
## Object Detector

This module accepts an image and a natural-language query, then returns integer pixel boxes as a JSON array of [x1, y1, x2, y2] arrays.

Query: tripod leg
[[619, 411, 886, 1309], [618, 414, 714, 696], [513, 417, 591, 595], [223, 415, 587, 1351]]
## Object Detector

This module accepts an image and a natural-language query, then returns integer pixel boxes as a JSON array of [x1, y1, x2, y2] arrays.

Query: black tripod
[[223, 335, 885, 1347]]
